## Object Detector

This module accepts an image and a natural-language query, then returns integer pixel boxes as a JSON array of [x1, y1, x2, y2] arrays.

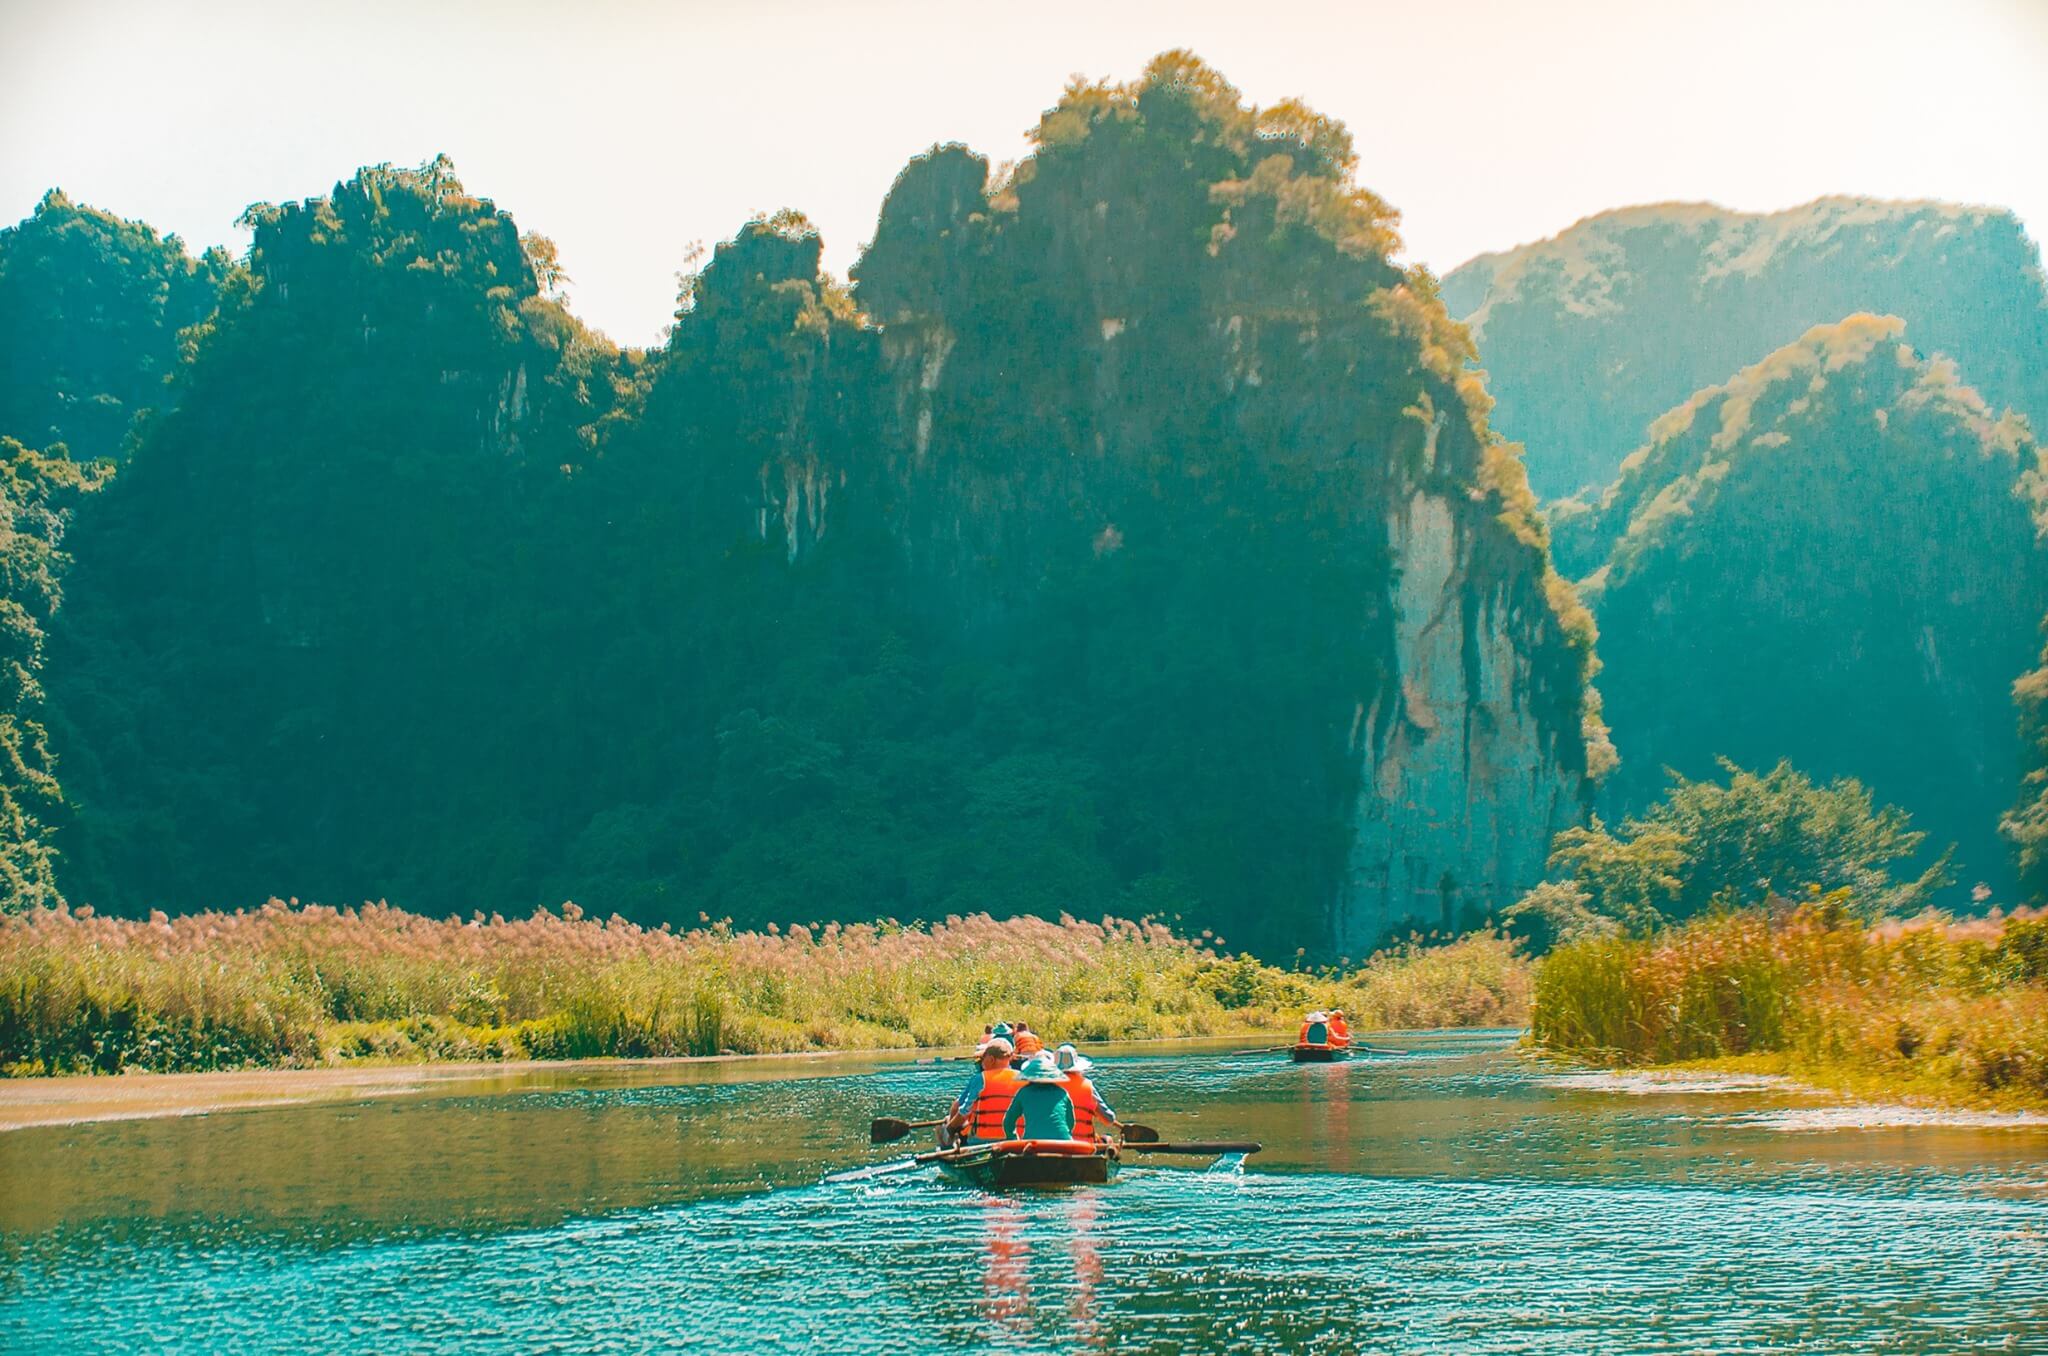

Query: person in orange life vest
[[1053, 1043, 1116, 1140], [1298, 1011, 1330, 1046], [1002, 1053, 1078, 1141], [1327, 1010, 1352, 1048], [1012, 1025, 1046, 1064], [946, 1036, 1021, 1144]]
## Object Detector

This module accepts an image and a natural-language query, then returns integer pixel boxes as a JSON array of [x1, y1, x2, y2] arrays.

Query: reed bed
[[1531, 903, 2048, 1105], [0, 901, 1531, 1075]]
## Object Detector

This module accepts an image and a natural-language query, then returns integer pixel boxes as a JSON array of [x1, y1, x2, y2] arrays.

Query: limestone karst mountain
[[23, 57, 1600, 954], [1445, 198, 2048, 499], [1563, 313, 2045, 898]]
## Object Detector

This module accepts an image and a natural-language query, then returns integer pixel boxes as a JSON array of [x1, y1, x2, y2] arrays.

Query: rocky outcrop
[[1338, 492, 1584, 945], [1569, 315, 2046, 899], [848, 58, 1596, 952], [1445, 198, 2048, 498]]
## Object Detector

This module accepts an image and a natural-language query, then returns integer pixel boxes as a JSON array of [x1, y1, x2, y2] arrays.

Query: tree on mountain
[[0, 190, 227, 460], [1510, 759, 1947, 946], [0, 437, 107, 910]]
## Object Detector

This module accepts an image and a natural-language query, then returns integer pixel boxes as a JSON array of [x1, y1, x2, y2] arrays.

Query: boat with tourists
[[841, 1027, 1263, 1190], [934, 1138, 1120, 1189], [1291, 1008, 1352, 1061]]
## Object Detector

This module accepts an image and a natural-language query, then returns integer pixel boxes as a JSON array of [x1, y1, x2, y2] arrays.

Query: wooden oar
[[824, 1141, 981, 1184], [871, 1116, 946, 1144], [1230, 1044, 1294, 1055], [1123, 1141, 1263, 1155]]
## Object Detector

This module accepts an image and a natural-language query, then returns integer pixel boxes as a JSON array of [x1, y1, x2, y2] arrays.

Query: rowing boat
[[1291, 1043, 1350, 1062], [936, 1138, 1119, 1189]]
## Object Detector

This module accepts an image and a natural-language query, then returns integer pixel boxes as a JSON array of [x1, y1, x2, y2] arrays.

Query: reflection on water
[[7, 1030, 2048, 1352]]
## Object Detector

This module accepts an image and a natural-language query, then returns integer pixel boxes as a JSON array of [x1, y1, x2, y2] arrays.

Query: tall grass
[[1531, 903, 2048, 1104], [0, 901, 1532, 1075]]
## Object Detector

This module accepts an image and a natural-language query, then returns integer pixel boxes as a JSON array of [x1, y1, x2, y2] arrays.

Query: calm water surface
[[6, 1030, 2048, 1352]]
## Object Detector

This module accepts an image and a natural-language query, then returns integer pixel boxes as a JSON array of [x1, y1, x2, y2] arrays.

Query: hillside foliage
[[1554, 316, 2046, 900], [19, 60, 1595, 958]]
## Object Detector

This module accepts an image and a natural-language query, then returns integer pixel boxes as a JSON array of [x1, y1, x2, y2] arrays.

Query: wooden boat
[[1291, 1043, 1351, 1062], [936, 1138, 1120, 1189]]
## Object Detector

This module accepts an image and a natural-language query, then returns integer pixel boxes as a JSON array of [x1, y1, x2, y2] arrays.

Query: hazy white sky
[[4, 0, 2044, 347]]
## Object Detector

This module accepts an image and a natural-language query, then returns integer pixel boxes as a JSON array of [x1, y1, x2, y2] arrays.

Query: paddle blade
[[870, 1117, 913, 1144], [1120, 1122, 1160, 1144], [825, 1157, 926, 1184]]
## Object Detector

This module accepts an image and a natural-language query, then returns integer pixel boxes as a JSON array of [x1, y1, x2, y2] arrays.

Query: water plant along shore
[[1531, 898, 2048, 1108], [0, 901, 1530, 1076]]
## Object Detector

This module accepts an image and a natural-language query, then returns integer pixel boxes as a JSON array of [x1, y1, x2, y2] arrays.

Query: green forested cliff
[[23, 59, 1599, 955], [1565, 314, 2045, 899], [0, 191, 227, 462], [1444, 199, 2048, 498]]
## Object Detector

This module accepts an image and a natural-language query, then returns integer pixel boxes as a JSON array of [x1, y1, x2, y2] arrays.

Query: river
[[5, 1030, 2047, 1352]]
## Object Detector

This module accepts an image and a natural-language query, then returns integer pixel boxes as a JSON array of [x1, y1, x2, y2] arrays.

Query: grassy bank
[[0, 901, 1531, 1075], [1531, 901, 2048, 1107]]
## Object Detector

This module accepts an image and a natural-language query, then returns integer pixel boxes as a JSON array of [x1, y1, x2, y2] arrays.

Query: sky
[[4, 0, 2044, 348]]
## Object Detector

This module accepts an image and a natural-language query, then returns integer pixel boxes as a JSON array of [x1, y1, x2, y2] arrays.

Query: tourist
[[1053, 1043, 1116, 1140], [947, 1036, 1020, 1144], [1002, 1052, 1078, 1141]]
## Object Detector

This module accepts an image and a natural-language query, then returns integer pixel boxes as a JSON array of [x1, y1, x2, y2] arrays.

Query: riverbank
[[0, 901, 1531, 1076], [1530, 903, 2048, 1111]]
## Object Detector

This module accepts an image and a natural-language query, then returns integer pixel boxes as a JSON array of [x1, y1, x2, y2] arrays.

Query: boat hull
[[1291, 1044, 1350, 1062], [937, 1140, 1119, 1190]]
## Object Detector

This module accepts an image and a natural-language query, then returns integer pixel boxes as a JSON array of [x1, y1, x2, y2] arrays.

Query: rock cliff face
[[1338, 491, 1585, 942], [841, 58, 1596, 951], [1445, 198, 2048, 498], [1568, 314, 2046, 898]]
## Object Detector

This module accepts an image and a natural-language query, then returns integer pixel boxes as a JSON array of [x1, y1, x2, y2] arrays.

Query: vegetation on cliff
[[0, 191, 226, 461], [0, 439, 107, 910], [1553, 316, 2045, 899], [25, 57, 1595, 957], [1445, 198, 2048, 497], [0, 901, 1530, 1075]]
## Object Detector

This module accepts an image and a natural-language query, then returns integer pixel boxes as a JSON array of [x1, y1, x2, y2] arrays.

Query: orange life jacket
[[1328, 1016, 1351, 1046], [969, 1067, 1023, 1139], [1297, 1020, 1311, 1044], [1063, 1072, 1103, 1139]]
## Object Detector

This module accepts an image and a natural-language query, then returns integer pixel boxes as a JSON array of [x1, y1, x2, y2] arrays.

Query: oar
[[1122, 1141, 1263, 1155], [824, 1141, 983, 1184], [870, 1116, 946, 1144], [1230, 1044, 1294, 1055]]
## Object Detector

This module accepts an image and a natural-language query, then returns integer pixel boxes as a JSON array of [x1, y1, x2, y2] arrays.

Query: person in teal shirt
[[1002, 1052, 1077, 1140]]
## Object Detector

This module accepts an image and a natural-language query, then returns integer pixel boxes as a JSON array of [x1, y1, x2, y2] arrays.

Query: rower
[[1327, 1009, 1352, 1048], [1053, 1043, 1116, 1141], [1012, 1024, 1045, 1064], [1299, 1011, 1330, 1046], [1002, 1052, 1078, 1141], [946, 1035, 1020, 1144]]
